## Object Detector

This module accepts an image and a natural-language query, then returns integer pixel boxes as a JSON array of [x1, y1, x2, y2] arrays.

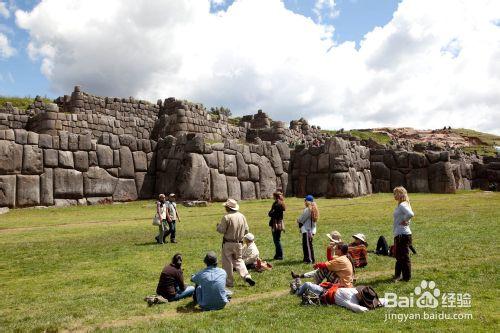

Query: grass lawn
[[0, 191, 499, 332]]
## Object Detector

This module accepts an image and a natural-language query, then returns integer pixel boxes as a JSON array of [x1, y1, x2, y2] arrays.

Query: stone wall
[[289, 137, 372, 198], [0, 128, 156, 208], [152, 98, 247, 142], [370, 149, 459, 193], [154, 134, 290, 201], [472, 156, 500, 190], [0, 104, 31, 130], [26, 86, 159, 139]]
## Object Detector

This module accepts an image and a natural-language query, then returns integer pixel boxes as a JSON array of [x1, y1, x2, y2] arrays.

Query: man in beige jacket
[[217, 199, 256, 288]]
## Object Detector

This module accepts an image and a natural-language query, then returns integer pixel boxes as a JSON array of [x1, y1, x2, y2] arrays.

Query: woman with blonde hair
[[297, 195, 319, 263], [392, 186, 414, 281]]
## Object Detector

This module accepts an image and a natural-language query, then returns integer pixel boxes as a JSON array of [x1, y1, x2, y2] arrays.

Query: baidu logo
[[384, 280, 471, 309]]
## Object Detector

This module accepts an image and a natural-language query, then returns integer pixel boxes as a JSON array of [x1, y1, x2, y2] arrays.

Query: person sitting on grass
[[294, 280, 385, 312], [144, 253, 194, 306], [291, 231, 342, 284], [242, 233, 260, 269], [292, 242, 354, 288], [191, 251, 232, 311], [348, 233, 368, 268]]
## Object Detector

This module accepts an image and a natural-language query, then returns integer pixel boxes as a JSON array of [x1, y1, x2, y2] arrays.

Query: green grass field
[[0, 191, 499, 332], [0, 96, 53, 110]]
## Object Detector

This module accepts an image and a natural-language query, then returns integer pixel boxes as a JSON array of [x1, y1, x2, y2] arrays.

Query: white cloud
[[0, 32, 15, 58], [0, 2, 9, 19], [15, 0, 500, 134], [313, 0, 339, 23]]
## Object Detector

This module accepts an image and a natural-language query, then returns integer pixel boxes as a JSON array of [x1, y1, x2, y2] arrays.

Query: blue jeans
[[170, 285, 195, 301], [164, 220, 176, 241], [296, 282, 325, 296], [272, 230, 283, 259]]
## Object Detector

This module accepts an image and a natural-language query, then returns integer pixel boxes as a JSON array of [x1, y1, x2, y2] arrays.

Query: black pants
[[376, 236, 390, 255], [163, 220, 176, 242], [272, 230, 283, 259], [394, 235, 412, 281], [302, 232, 315, 263]]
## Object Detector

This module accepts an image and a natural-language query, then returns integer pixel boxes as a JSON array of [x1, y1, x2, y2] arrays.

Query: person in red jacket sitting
[[348, 233, 368, 268]]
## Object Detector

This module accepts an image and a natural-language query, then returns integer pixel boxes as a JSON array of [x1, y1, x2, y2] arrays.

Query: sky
[[0, 0, 499, 134]]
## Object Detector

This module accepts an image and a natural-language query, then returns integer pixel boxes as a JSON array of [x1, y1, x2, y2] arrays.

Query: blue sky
[[1, 0, 401, 98], [0, 0, 499, 134]]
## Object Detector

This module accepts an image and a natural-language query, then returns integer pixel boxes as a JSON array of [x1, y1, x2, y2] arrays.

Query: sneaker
[[144, 296, 156, 307], [154, 236, 160, 244], [171, 239, 177, 243], [245, 277, 256, 286], [291, 271, 300, 279], [290, 277, 301, 294]]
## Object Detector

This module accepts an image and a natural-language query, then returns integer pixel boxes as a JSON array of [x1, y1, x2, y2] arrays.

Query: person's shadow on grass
[[176, 301, 202, 313], [134, 242, 159, 246]]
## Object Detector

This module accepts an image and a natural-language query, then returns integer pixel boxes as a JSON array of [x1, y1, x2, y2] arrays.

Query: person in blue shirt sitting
[[191, 251, 232, 311]]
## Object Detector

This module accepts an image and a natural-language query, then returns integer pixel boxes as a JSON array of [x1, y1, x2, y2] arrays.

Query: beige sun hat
[[352, 233, 367, 243], [223, 198, 239, 211], [326, 230, 342, 243], [244, 233, 255, 241]]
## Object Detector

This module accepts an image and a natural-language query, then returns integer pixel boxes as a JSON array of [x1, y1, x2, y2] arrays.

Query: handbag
[[152, 214, 161, 226], [272, 219, 285, 231]]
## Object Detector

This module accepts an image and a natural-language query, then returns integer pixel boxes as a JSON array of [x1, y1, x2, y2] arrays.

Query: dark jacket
[[156, 264, 186, 299], [268, 200, 285, 226]]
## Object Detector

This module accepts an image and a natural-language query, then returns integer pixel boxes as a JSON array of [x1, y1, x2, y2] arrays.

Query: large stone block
[[226, 176, 241, 201], [210, 168, 228, 201], [132, 151, 148, 171], [119, 146, 135, 178], [0, 141, 23, 174], [0, 175, 16, 207], [306, 173, 328, 197], [54, 168, 83, 199], [43, 149, 58, 167], [224, 154, 237, 176], [58, 150, 74, 168], [270, 145, 283, 175], [406, 168, 429, 193], [83, 167, 118, 197], [135, 172, 154, 199], [428, 161, 456, 193], [259, 156, 277, 198], [27, 132, 39, 145], [326, 137, 348, 156], [40, 168, 54, 206], [68, 133, 79, 151], [409, 152, 428, 169], [328, 171, 355, 197], [390, 170, 406, 190], [177, 153, 211, 200], [317, 153, 329, 173], [73, 151, 89, 172], [96, 144, 113, 168], [236, 152, 249, 181], [203, 151, 219, 169], [22, 145, 43, 174], [112, 178, 138, 201], [276, 141, 290, 160], [248, 164, 260, 181], [240, 181, 256, 200], [16, 175, 40, 207], [371, 161, 390, 180], [38, 134, 53, 149], [14, 129, 28, 144], [79, 133, 92, 151], [372, 179, 390, 193]]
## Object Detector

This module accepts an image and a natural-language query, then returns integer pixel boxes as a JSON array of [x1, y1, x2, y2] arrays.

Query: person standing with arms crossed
[[392, 186, 415, 282], [217, 199, 256, 288], [268, 191, 286, 260]]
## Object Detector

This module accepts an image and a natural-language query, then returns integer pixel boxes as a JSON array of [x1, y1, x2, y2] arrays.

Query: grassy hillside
[[321, 129, 392, 145], [0, 96, 52, 110], [0, 192, 498, 332], [451, 128, 500, 156]]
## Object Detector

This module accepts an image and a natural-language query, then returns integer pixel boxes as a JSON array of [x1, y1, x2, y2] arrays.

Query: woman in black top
[[268, 191, 286, 260]]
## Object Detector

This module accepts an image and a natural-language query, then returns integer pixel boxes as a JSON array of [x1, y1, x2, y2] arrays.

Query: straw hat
[[223, 198, 239, 211], [352, 233, 367, 243], [326, 230, 342, 243]]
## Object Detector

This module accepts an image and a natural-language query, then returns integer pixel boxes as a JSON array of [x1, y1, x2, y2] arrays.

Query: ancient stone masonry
[[472, 156, 500, 190], [0, 128, 156, 208], [27, 86, 159, 139], [1, 86, 497, 209], [154, 134, 291, 201], [289, 137, 372, 198], [151, 98, 247, 142], [369, 149, 475, 194]]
